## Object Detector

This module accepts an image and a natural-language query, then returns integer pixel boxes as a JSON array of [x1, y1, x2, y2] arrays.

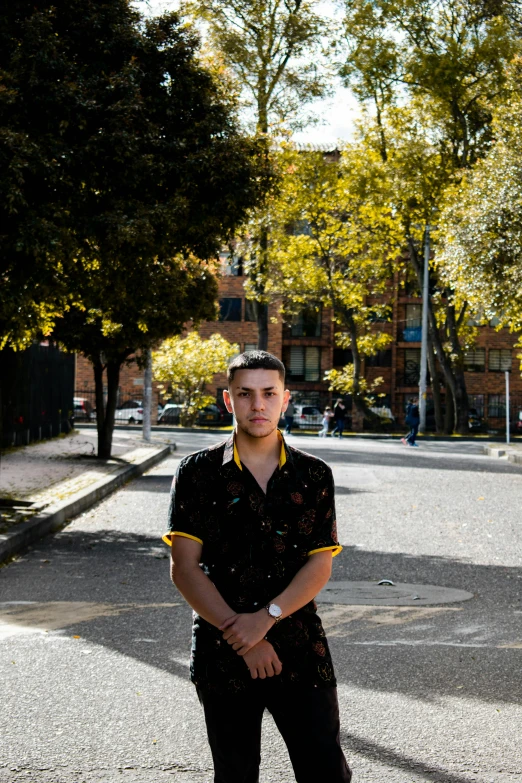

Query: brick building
[[76, 255, 522, 431]]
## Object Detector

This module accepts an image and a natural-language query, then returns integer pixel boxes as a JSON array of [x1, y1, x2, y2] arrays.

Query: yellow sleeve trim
[[308, 545, 342, 558], [162, 531, 203, 547]]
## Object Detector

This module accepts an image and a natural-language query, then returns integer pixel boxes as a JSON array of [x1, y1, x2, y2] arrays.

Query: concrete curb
[[483, 443, 522, 464], [0, 443, 175, 564]]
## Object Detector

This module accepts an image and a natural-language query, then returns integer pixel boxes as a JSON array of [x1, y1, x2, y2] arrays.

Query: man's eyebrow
[[236, 386, 276, 391]]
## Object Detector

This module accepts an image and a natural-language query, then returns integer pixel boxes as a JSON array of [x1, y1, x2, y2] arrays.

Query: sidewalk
[[0, 428, 176, 562], [484, 441, 522, 463]]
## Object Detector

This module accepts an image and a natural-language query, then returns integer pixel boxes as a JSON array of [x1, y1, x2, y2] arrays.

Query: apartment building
[[75, 259, 522, 430]]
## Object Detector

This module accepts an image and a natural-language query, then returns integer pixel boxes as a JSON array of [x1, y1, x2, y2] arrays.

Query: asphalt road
[[1, 433, 522, 783]]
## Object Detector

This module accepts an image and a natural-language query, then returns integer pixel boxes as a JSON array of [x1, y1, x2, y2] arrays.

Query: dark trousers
[[406, 423, 419, 444], [285, 415, 294, 434], [332, 419, 345, 437], [197, 682, 352, 783]]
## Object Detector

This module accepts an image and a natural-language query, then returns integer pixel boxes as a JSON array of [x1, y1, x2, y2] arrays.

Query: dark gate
[[0, 343, 75, 448]]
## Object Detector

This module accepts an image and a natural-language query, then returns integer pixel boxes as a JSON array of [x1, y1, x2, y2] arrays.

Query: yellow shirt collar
[[233, 430, 287, 471]]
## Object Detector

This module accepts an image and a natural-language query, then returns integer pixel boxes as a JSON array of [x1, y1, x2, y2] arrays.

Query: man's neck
[[235, 427, 281, 467]]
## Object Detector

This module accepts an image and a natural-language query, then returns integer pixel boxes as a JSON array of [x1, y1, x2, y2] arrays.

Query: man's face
[[223, 369, 290, 439]]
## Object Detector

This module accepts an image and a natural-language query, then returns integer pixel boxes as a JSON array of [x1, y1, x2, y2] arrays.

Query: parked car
[[468, 408, 484, 431], [513, 410, 522, 434], [197, 404, 224, 425], [158, 404, 182, 425], [294, 405, 323, 429], [73, 397, 93, 422]]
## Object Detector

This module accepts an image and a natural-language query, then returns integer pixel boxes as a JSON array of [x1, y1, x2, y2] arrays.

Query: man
[[332, 398, 346, 438], [284, 395, 295, 434], [163, 350, 351, 783], [401, 397, 420, 447]]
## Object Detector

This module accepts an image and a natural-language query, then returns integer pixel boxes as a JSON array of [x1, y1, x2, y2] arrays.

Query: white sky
[[133, 0, 359, 145]]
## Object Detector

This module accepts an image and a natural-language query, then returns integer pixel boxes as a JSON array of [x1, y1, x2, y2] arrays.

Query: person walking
[[318, 406, 333, 437], [284, 396, 295, 434], [163, 350, 351, 783], [402, 397, 420, 447], [332, 399, 346, 438]]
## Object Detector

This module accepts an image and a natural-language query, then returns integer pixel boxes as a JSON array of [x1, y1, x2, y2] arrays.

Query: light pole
[[419, 224, 430, 432]]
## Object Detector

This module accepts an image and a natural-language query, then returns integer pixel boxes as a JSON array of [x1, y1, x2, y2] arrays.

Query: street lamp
[[419, 224, 430, 432]]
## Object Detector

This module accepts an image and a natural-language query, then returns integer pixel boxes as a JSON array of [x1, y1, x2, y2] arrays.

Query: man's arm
[[170, 536, 283, 678], [220, 550, 333, 654], [169, 535, 236, 628]]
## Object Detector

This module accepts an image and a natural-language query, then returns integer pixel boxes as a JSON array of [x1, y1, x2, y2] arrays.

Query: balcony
[[400, 326, 422, 342]]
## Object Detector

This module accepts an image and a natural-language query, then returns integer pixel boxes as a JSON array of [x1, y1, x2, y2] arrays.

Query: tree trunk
[[446, 303, 470, 435], [255, 220, 270, 351], [407, 238, 461, 432], [97, 360, 120, 459], [256, 300, 269, 351], [444, 387, 455, 434], [142, 348, 152, 443], [427, 337, 443, 433], [346, 310, 368, 420]]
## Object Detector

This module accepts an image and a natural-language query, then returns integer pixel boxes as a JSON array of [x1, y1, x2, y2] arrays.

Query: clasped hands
[[219, 610, 282, 680]]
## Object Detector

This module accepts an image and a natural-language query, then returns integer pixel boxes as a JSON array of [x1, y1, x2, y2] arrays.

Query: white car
[[293, 405, 324, 429], [114, 400, 163, 424]]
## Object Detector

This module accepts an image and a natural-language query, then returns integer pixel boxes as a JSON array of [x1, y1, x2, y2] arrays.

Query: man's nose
[[251, 394, 265, 410]]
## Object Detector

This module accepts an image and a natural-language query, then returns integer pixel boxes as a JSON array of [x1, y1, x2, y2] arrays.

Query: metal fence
[[0, 344, 75, 448]]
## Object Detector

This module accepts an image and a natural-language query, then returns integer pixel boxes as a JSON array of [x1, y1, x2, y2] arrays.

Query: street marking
[[319, 604, 462, 636], [0, 601, 181, 639]]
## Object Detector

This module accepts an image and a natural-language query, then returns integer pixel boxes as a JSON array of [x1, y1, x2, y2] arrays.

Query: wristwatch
[[265, 603, 283, 624]]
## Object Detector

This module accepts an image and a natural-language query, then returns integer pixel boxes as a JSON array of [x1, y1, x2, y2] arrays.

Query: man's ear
[[223, 389, 234, 414], [281, 388, 291, 413]]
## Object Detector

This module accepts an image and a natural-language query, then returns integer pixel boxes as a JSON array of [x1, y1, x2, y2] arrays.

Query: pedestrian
[[401, 397, 420, 447], [163, 350, 352, 783], [284, 396, 295, 434], [318, 406, 334, 437], [332, 398, 346, 438]]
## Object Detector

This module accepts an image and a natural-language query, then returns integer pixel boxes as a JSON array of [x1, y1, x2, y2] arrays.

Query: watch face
[[269, 604, 282, 618]]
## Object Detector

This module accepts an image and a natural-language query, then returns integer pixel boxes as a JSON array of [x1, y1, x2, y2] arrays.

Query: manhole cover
[[317, 581, 474, 607]]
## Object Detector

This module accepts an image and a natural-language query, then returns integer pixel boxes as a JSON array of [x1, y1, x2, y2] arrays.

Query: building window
[[290, 306, 322, 338], [333, 348, 353, 366], [283, 346, 321, 381], [366, 350, 392, 368], [219, 298, 242, 322], [464, 348, 485, 372], [488, 394, 506, 418], [244, 299, 257, 322], [488, 349, 511, 372], [244, 343, 257, 352], [469, 394, 485, 417], [219, 251, 243, 276], [402, 304, 422, 341], [403, 348, 420, 386]]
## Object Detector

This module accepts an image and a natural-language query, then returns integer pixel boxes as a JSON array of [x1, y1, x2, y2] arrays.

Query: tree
[[439, 61, 522, 365], [339, 0, 517, 432], [267, 146, 401, 420], [187, 0, 331, 349], [1, 1, 272, 456], [153, 332, 238, 426]]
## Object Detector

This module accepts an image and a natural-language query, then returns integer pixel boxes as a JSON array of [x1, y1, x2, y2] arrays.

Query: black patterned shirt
[[162, 432, 342, 693]]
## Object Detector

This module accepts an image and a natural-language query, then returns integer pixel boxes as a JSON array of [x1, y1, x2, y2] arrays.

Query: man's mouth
[[249, 417, 269, 423]]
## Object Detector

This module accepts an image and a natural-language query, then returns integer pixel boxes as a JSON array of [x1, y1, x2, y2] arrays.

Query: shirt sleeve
[[162, 457, 204, 547], [307, 466, 342, 557]]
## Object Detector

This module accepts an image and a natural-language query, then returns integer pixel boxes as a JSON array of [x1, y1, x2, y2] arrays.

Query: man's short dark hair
[[227, 350, 286, 384]]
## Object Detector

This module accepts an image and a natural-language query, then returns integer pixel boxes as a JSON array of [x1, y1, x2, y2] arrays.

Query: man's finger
[[218, 616, 238, 631], [265, 661, 275, 678], [249, 666, 258, 680], [273, 658, 283, 675], [257, 665, 267, 679]]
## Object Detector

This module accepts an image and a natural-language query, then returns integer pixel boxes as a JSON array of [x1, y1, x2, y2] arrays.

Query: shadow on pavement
[[2, 529, 521, 709]]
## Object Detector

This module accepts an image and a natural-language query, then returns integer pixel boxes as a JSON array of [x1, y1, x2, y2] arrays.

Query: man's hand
[[243, 640, 282, 679], [219, 610, 274, 655]]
